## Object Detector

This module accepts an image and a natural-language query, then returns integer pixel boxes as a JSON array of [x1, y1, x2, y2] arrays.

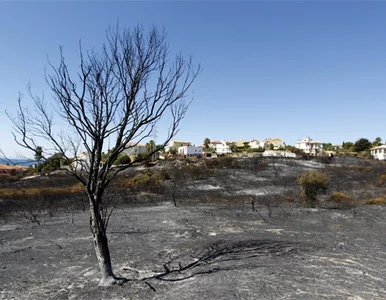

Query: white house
[[178, 146, 203, 157], [295, 137, 323, 156], [249, 139, 265, 149], [215, 140, 232, 154], [262, 138, 285, 149], [370, 145, 386, 160], [209, 140, 232, 154], [123, 142, 148, 156]]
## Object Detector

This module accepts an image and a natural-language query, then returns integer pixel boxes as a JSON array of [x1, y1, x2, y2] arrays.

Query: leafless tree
[[7, 25, 200, 286]]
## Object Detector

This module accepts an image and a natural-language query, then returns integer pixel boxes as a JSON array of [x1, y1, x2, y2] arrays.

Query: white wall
[[178, 146, 203, 156]]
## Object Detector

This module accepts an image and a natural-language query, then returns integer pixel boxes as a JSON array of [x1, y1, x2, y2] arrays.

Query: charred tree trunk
[[89, 195, 120, 286]]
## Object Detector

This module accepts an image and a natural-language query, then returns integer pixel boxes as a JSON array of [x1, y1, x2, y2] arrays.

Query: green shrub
[[114, 153, 131, 165], [297, 170, 328, 207], [124, 170, 163, 192]]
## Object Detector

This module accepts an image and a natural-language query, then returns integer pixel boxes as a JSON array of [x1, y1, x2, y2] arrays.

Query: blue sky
[[1, 1, 386, 157]]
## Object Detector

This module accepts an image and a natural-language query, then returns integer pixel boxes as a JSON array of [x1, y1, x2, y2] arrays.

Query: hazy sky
[[1, 1, 386, 157]]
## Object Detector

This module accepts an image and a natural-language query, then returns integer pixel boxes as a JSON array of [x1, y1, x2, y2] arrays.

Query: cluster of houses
[[124, 136, 386, 161], [3, 137, 385, 176], [124, 137, 324, 159]]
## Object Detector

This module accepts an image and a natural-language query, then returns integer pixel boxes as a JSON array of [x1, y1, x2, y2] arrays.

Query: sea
[[0, 158, 35, 167]]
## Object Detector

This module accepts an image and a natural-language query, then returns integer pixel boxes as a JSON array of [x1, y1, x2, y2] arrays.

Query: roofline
[[370, 145, 386, 150]]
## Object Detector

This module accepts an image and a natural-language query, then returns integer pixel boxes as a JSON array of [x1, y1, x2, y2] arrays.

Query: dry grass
[[0, 184, 85, 199], [331, 192, 353, 204], [363, 197, 386, 205]]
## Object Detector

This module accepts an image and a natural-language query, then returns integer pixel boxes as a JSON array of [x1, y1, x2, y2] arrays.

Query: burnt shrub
[[204, 156, 239, 169], [313, 155, 332, 165], [187, 165, 211, 181], [297, 170, 328, 207], [239, 156, 266, 174]]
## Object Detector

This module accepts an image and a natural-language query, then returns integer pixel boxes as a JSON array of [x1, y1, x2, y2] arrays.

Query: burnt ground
[[1, 157, 386, 299]]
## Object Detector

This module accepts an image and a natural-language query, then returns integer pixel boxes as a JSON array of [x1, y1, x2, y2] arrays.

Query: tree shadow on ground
[[142, 239, 311, 283]]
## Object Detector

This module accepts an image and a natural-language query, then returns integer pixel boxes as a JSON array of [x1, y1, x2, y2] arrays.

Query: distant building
[[262, 138, 285, 149], [178, 145, 203, 157], [210, 140, 232, 154], [123, 142, 148, 156], [370, 145, 386, 160], [295, 137, 323, 156], [235, 139, 248, 149], [249, 139, 264, 149]]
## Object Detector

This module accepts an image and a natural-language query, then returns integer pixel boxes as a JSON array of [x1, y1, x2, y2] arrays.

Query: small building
[[249, 139, 264, 149], [370, 145, 386, 160], [178, 146, 203, 157], [295, 137, 323, 156], [235, 139, 249, 150], [262, 138, 285, 150], [123, 142, 148, 156], [210, 140, 232, 154]]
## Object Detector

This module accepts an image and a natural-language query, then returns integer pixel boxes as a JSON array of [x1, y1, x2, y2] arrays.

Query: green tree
[[342, 141, 354, 151], [34, 146, 43, 174], [204, 138, 211, 149], [146, 140, 156, 153], [230, 142, 238, 153], [323, 143, 334, 151], [353, 138, 371, 152], [113, 153, 131, 165], [41, 152, 65, 173], [372, 137, 382, 147], [156, 144, 165, 152]]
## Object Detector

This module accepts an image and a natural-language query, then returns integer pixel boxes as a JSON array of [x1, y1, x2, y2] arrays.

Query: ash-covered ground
[[1, 157, 386, 299]]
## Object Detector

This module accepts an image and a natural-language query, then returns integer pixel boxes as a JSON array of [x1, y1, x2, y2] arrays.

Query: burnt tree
[[8, 25, 200, 286]]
